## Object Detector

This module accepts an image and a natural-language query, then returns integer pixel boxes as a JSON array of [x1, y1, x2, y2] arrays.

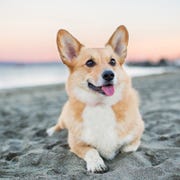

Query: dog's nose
[[102, 70, 114, 81]]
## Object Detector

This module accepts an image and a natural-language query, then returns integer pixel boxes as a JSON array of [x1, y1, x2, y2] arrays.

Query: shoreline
[[0, 64, 178, 92], [0, 70, 179, 93]]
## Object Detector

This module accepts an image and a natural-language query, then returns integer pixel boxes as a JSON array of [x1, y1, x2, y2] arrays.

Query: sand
[[0, 72, 180, 179]]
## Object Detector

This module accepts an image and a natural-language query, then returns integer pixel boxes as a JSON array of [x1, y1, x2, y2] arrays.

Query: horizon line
[[0, 58, 179, 65]]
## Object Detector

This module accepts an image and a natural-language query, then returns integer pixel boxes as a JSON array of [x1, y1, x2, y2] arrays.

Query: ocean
[[0, 63, 167, 90]]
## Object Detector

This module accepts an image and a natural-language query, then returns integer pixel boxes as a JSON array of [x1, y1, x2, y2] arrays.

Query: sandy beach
[[0, 72, 180, 179]]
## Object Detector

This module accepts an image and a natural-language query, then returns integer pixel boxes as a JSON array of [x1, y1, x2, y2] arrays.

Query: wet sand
[[0, 72, 180, 179]]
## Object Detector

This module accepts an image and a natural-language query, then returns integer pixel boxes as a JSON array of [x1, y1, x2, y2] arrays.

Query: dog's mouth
[[88, 82, 115, 96]]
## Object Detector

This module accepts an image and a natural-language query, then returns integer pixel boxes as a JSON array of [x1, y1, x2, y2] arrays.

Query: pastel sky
[[0, 0, 180, 62]]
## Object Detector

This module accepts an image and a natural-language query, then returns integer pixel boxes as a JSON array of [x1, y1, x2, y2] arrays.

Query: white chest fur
[[81, 105, 120, 160]]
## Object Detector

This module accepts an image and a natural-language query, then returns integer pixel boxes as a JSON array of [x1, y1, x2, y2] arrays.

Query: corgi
[[47, 25, 144, 173]]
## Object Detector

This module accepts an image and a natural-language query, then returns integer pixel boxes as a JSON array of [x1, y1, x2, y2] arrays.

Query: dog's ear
[[106, 25, 129, 64], [57, 29, 83, 66]]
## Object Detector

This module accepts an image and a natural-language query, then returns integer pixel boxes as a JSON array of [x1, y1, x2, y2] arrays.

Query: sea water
[[0, 63, 167, 90]]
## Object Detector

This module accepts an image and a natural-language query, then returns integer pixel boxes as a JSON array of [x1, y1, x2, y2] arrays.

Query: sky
[[0, 0, 180, 62]]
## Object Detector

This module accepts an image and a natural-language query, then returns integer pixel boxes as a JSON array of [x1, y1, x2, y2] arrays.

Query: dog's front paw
[[86, 158, 108, 173], [84, 149, 109, 173]]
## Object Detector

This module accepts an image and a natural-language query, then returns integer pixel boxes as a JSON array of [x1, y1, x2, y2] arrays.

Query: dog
[[47, 25, 144, 173]]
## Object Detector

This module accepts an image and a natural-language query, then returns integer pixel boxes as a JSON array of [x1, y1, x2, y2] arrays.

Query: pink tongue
[[101, 85, 114, 96]]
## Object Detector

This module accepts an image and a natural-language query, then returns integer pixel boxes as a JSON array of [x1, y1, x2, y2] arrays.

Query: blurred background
[[0, 0, 180, 89]]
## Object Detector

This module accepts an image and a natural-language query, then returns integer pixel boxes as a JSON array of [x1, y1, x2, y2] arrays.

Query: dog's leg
[[46, 117, 65, 136], [121, 136, 141, 153], [69, 136, 108, 173], [46, 124, 61, 136]]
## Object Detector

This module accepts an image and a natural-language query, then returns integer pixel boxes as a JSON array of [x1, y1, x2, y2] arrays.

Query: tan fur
[[47, 25, 144, 173]]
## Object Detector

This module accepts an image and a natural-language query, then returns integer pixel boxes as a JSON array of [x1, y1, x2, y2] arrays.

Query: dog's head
[[57, 25, 130, 105]]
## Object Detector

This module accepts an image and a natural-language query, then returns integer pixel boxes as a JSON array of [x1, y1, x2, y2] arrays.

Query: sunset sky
[[0, 0, 180, 62]]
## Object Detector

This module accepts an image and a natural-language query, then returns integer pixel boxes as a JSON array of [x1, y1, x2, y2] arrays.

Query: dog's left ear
[[106, 25, 129, 64], [57, 29, 84, 66]]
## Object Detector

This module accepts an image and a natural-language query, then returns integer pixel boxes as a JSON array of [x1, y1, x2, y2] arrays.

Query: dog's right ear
[[106, 25, 129, 65], [57, 30, 83, 66]]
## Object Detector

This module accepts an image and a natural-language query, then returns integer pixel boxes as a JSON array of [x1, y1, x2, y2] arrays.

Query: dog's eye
[[85, 59, 96, 67], [109, 58, 116, 66]]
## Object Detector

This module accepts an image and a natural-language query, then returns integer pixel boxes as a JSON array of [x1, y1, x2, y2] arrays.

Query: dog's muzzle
[[88, 82, 114, 96], [87, 70, 115, 96]]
